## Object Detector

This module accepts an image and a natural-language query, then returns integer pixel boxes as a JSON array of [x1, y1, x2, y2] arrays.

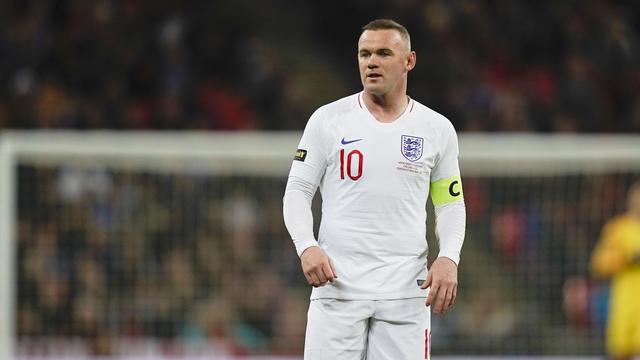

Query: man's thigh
[[304, 299, 374, 360], [367, 298, 431, 360]]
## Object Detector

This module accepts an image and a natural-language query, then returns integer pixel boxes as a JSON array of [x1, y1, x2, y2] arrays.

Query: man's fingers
[[420, 271, 432, 289], [433, 286, 445, 314], [300, 247, 338, 287], [425, 283, 439, 307], [315, 268, 328, 284], [423, 258, 459, 313], [434, 285, 452, 314], [449, 285, 458, 308], [308, 272, 322, 287], [304, 272, 314, 285], [432, 285, 457, 314], [442, 287, 454, 313], [329, 259, 338, 279], [322, 263, 336, 282]]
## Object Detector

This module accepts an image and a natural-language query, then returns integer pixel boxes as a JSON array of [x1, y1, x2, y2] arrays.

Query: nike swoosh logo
[[341, 138, 362, 145]]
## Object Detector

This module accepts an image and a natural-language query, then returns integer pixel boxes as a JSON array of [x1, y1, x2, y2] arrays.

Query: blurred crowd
[[17, 166, 308, 356], [431, 174, 634, 354], [0, 0, 639, 132], [7, 0, 640, 357], [15, 163, 637, 356]]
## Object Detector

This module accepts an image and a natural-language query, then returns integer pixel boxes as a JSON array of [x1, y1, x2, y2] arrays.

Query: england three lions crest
[[401, 135, 424, 162]]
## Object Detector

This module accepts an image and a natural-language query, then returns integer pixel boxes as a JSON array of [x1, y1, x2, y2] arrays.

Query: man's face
[[357, 29, 415, 96]]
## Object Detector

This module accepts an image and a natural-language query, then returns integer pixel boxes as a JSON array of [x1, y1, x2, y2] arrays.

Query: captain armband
[[430, 175, 464, 206]]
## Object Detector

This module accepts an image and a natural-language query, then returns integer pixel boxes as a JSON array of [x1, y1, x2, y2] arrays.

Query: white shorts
[[304, 298, 431, 360]]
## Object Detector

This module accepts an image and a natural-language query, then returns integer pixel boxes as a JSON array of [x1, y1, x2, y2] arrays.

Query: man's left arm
[[422, 199, 465, 314], [420, 120, 466, 314]]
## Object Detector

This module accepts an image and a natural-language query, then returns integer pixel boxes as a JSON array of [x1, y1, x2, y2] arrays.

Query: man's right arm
[[283, 177, 337, 286], [283, 176, 319, 257], [282, 108, 337, 287]]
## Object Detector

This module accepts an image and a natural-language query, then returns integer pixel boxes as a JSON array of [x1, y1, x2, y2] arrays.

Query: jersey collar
[[356, 91, 414, 127]]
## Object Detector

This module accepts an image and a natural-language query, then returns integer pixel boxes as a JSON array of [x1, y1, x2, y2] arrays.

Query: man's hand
[[300, 246, 338, 287], [421, 257, 458, 314]]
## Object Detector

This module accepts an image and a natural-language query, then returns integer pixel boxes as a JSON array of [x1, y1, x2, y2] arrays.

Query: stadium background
[[1, 0, 640, 358]]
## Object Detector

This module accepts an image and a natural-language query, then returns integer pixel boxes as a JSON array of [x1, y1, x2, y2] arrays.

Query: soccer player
[[283, 19, 466, 359], [590, 181, 640, 360]]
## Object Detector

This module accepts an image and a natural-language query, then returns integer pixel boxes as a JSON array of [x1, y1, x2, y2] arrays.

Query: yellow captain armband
[[430, 175, 464, 206]]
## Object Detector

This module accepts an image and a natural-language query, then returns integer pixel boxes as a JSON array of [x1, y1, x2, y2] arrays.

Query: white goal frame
[[2, 131, 640, 359]]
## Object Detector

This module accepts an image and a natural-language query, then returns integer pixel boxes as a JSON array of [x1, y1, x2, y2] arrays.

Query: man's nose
[[366, 54, 379, 68]]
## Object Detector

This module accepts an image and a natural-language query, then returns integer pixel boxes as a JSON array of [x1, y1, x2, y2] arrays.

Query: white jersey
[[288, 92, 463, 300]]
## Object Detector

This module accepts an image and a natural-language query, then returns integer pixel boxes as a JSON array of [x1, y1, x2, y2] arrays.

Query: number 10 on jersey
[[339, 149, 363, 180]]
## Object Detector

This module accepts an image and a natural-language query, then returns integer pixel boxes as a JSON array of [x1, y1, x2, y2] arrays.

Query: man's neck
[[363, 90, 409, 123]]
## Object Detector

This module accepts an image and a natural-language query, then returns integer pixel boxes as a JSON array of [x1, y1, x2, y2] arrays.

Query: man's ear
[[407, 51, 417, 71]]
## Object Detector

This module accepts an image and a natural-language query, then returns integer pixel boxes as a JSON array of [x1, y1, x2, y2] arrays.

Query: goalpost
[[1, 131, 640, 359], [0, 131, 299, 360], [0, 135, 15, 360]]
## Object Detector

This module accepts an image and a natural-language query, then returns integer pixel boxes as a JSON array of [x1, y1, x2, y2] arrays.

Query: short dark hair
[[361, 19, 411, 48]]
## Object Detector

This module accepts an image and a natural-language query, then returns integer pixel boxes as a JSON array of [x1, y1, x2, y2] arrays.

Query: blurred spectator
[[8, 0, 640, 357], [15, 160, 638, 356], [590, 181, 640, 360], [0, 1, 639, 132], [17, 166, 308, 355]]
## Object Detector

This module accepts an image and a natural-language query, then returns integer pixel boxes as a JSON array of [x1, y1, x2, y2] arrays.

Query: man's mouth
[[367, 73, 382, 79]]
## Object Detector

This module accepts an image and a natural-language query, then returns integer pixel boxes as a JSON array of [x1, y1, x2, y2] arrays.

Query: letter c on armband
[[449, 180, 461, 197], [430, 175, 463, 206]]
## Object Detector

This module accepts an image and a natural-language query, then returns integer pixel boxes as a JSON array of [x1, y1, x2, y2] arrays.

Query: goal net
[[1, 132, 639, 359]]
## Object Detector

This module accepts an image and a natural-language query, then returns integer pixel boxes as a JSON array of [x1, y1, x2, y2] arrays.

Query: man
[[590, 181, 640, 360], [283, 19, 466, 359]]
